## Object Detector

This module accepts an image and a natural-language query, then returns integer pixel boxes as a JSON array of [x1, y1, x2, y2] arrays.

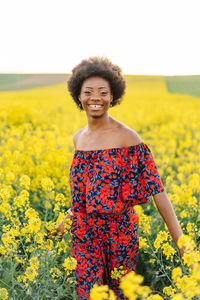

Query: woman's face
[[78, 76, 113, 115]]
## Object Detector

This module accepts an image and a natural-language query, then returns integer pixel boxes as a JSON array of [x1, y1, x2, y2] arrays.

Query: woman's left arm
[[153, 190, 184, 257]]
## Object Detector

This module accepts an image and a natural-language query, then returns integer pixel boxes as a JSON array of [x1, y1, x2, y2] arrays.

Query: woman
[[56, 57, 184, 300]]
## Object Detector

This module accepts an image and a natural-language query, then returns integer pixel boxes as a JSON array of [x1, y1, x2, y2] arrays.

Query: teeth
[[89, 104, 102, 108]]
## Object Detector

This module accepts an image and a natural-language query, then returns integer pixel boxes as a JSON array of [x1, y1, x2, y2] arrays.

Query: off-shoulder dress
[[69, 142, 164, 300]]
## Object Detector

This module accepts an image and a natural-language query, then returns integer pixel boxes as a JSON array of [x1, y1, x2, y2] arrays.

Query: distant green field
[[0, 74, 32, 87], [165, 75, 200, 98], [0, 74, 68, 91]]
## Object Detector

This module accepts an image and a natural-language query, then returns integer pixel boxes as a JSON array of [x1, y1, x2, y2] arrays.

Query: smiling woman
[[67, 56, 126, 111], [78, 77, 113, 114], [52, 56, 186, 300]]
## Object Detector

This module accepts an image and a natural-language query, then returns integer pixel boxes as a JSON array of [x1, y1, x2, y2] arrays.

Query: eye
[[84, 91, 91, 94], [101, 91, 108, 95]]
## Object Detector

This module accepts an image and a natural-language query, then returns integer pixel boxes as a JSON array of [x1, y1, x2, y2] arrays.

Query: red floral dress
[[69, 142, 164, 300]]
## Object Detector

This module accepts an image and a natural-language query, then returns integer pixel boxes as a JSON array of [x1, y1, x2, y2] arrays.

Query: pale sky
[[0, 0, 200, 75]]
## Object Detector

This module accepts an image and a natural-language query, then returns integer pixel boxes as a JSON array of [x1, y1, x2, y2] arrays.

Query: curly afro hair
[[67, 56, 126, 110]]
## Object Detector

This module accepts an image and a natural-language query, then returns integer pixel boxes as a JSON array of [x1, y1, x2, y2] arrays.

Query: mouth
[[88, 104, 104, 110]]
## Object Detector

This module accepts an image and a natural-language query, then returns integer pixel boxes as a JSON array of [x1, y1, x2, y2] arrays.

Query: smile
[[88, 104, 103, 109]]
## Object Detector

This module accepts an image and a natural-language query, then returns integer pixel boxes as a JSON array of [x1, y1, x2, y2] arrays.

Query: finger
[[47, 228, 58, 239], [58, 233, 64, 241], [47, 233, 54, 239]]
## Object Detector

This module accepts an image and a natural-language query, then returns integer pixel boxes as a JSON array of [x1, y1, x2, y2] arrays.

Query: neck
[[86, 113, 112, 133]]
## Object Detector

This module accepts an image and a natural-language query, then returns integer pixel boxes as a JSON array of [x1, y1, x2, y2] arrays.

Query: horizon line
[[0, 72, 200, 77]]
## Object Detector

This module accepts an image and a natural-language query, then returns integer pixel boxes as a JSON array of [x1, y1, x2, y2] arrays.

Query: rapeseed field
[[0, 76, 199, 299]]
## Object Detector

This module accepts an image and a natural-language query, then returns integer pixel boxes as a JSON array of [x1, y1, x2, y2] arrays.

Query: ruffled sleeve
[[122, 142, 165, 206]]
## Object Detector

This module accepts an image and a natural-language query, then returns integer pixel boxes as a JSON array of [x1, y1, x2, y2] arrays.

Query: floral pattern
[[69, 142, 164, 299], [71, 207, 139, 300], [69, 142, 164, 214]]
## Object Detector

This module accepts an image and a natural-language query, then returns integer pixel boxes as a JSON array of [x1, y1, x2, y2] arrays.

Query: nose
[[90, 93, 101, 100]]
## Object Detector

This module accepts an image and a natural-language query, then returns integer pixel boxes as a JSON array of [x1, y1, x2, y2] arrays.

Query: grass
[[0, 74, 32, 87], [0, 74, 67, 91], [165, 75, 200, 98]]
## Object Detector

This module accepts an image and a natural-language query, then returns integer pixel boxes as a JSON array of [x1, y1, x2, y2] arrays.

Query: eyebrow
[[84, 86, 108, 89]]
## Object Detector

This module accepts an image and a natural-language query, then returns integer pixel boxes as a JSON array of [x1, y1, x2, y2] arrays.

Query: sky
[[0, 0, 200, 75]]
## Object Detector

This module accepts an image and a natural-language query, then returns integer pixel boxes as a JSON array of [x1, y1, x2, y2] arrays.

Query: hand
[[178, 246, 186, 258], [48, 213, 72, 241], [179, 246, 197, 271]]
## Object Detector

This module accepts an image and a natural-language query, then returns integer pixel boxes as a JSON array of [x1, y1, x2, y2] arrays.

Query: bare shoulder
[[119, 125, 142, 147], [72, 128, 85, 148]]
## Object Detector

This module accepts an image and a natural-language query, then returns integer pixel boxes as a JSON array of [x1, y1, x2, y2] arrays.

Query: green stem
[[10, 255, 15, 300], [44, 192, 50, 224], [145, 233, 175, 287], [18, 234, 30, 261]]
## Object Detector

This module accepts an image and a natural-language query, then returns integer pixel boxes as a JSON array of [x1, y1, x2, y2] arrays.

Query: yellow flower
[[0, 288, 8, 300], [90, 284, 117, 300], [50, 267, 62, 280], [171, 295, 185, 300], [120, 271, 151, 299], [1, 228, 20, 255], [25, 266, 38, 282], [163, 285, 176, 297], [55, 192, 66, 203], [154, 231, 169, 252], [161, 243, 176, 261], [25, 207, 39, 219], [19, 256, 40, 285], [14, 190, 30, 209], [34, 232, 45, 244], [20, 174, 31, 190], [139, 237, 150, 250], [63, 257, 77, 275], [172, 267, 182, 282], [29, 256, 40, 269], [0, 202, 11, 218], [191, 263, 200, 280], [41, 177, 54, 192], [179, 210, 188, 219], [0, 186, 11, 201], [182, 251, 200, 268], [111, 266, 127, 280], [186, 222, 193, 234], [188, 173, 200, 192], [177, 235, 196, 252], [149, 258, 156, 264], [46, 239, 53, 251], [5, 171, 15, 183], [28, 216, 41, 234]]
